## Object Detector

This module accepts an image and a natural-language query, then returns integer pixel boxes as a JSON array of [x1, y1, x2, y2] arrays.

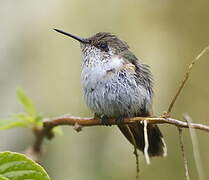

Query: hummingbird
[[54, 29, 167, 157]]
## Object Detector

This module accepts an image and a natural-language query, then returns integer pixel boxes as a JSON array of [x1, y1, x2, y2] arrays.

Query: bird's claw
[[100, 115, 111, 126], [115, 117, 124, 125]]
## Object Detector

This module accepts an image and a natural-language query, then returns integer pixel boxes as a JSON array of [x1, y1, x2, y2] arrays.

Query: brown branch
[[26, 115, 209, 162], [25, 125, 54, 162], [43, 115, 209, 132]]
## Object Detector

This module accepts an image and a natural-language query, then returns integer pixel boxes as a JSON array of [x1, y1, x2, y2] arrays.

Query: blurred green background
[[1, 0, 209, 179]]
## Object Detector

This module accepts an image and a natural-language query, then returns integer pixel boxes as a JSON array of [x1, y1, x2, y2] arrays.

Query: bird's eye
[[99, 43, 109, 52]]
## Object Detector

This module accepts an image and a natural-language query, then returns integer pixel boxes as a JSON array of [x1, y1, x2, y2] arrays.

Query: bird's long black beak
[[54, 29, 89, 44]]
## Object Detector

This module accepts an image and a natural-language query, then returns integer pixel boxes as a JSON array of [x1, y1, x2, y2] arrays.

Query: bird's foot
[[100, 115, 111, 126], [115, 117, 124, 125]]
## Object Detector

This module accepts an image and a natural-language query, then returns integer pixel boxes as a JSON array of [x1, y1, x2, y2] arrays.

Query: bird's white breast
[[81, 56, 124, 89]]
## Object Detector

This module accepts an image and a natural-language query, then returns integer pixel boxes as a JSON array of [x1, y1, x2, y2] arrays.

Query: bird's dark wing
[[120, 49, 153, 98], [117, 50, 166, 157]]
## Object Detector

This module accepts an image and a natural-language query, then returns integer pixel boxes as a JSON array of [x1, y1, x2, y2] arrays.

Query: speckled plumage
[[80, 32, 166, 157], [81, 47, 153, 118], [54, 30, 167, 157]]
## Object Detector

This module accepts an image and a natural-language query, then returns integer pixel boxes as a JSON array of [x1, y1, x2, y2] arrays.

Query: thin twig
[[25, 126, 54, 161], [143, 120, 150, 165], [126, 125, 139, 179], [167, 46, 209, 114], [178, 127, 190, 180], [184, 114, 206, 180]]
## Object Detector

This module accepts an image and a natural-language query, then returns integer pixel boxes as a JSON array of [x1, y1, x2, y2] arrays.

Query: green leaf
[[12, 113, 34, 123], [0, 175, 9, 180], [0, 119, 28, 130], [0, 152, 51, 180], [16, 88, 37, 118]]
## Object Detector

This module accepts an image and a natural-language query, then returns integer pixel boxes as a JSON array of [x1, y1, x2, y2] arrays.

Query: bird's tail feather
[[118, 123, 167, 157]]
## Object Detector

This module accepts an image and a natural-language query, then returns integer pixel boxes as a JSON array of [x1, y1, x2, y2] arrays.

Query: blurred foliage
[[0, 0, 209, 180], [0, 88, 42, 130], [0, 88, 62, 135]]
